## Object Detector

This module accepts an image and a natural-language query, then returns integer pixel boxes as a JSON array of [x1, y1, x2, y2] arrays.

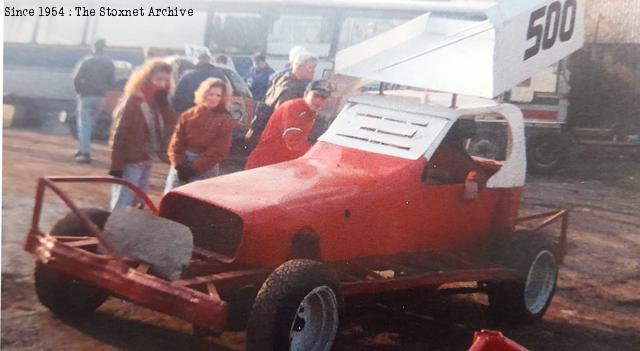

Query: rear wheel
[[246, 259, 340, 351], [34, 208, 110, 319], [487, 231, 558, 324]]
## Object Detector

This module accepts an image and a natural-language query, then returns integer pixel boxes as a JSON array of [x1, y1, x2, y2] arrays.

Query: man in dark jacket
[[72, 38, 115, 163], [245, 51, 318, 146], [172, 53, 227, 113], [246, 52, 274, 101], [268, 46, 308, 88]]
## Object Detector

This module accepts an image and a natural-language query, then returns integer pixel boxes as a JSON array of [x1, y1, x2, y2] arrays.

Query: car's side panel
[[226, 144, 519, 267]]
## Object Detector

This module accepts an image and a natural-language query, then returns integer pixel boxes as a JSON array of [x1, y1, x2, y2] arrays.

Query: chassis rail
[[330, 209, 570, 296]]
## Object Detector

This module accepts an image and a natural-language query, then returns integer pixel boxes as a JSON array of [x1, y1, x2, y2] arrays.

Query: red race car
[[25, 1, 582, 349], [25, 92, 568, 351]]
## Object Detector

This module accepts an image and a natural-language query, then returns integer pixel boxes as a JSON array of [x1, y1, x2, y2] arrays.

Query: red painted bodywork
[[24, 142, 568, 334], [161, 141, 522, 268], [468, 330, 529, 351]]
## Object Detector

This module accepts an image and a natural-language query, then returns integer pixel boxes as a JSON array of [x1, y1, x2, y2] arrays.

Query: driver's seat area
[[423, 119, 484, 185]]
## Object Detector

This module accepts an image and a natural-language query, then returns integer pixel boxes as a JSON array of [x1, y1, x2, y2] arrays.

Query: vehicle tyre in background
[[246, 259, 340, 351], [3, 103, 29, 128], [4, 101, 43, 128], [487, 231, 558, 324], [34, 208, 111, 319], [527, 133, 568, 174]]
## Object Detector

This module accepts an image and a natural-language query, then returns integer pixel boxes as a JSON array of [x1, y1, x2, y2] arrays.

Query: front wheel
[[34, 262, 109, 319], [246, 259, 340, 351], [34, 208, 110, 319], [487, 231, 559, 324]]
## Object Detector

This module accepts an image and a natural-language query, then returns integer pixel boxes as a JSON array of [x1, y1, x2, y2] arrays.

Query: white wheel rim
[[289, 285, 339, 351], [524, 250, 557, 314]]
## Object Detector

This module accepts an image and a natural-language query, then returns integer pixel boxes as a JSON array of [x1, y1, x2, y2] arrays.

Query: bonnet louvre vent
[[320, 102, 450, 159]]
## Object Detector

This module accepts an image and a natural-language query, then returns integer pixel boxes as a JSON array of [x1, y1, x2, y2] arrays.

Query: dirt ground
[[2, 127, 639, 351]]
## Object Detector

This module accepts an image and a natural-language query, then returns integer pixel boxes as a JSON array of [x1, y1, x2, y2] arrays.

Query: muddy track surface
[[2, 129, 639, 350]]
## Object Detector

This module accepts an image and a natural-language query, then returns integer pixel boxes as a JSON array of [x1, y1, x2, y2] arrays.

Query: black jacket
[[73, 54, 115, 97], [172, 63, 227, 113], [248, 72, 310, 145]]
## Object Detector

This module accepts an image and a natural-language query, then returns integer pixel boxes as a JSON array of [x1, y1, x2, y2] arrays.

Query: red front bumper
[[25, 232, 229, 332]]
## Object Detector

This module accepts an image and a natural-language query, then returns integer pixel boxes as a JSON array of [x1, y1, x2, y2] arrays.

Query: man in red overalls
[[245, 80, 332, 169]]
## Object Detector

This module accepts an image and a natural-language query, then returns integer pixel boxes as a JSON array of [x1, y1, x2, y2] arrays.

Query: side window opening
[[467, 120, 509, 162], [422, 119, 478, 185], [423, 118, 504, 188]]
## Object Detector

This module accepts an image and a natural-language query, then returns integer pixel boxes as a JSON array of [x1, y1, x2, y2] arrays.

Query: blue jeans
[[76, 95, 104, 156], [164, 151, 220, 193], [111, 161, 153, 210]]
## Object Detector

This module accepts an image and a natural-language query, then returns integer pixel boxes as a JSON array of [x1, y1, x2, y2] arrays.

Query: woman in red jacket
[[164, 78, 235, 192]]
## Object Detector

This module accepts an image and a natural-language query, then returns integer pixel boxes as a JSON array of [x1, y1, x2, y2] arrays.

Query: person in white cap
[[245, 51, 319, 146], [269, 45, 309, 86]]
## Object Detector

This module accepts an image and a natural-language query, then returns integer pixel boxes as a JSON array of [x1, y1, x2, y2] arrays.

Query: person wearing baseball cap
[[245, 79, 333, 169]]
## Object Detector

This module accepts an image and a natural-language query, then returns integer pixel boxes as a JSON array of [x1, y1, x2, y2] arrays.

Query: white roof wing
[[335, 0, 585, 98]]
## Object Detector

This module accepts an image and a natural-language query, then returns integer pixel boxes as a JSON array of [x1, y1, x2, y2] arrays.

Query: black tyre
[[50, 208, 110, 236], [487, 231, 559, 324], [34, 208, 110, 319], [527, 133, 568, 174], [246, 259, 340, 351], [224, 284, 259, 331]]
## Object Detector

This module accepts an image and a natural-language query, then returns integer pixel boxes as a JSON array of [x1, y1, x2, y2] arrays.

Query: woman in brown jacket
[[164, 78, 235, 192], [109, 59, 175, 209]]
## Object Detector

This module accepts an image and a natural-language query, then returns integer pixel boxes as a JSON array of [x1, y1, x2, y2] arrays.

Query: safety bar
[[516, 209, 569, 263], [29, 176, 158, 256]]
